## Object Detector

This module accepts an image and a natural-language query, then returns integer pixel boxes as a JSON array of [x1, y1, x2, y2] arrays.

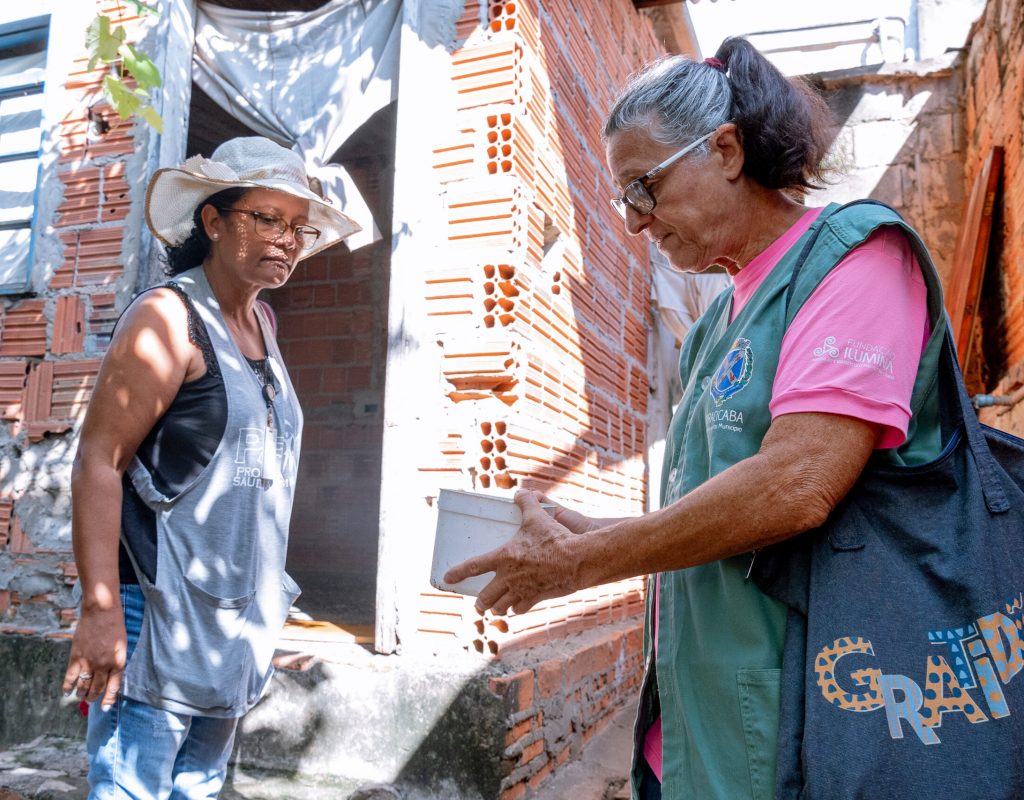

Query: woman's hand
[[63, 606, 127, 711], [444, 490, 584, 616]]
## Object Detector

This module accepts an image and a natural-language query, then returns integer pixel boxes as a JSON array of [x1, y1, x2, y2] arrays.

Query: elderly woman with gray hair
[[446, 38, 944, 799]]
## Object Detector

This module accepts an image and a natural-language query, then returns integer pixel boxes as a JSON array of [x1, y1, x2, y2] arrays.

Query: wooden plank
[[281, 619, 374, 645], [945, 146, 1003, 368]]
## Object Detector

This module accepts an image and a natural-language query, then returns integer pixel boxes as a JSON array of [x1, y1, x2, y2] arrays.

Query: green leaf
[[121, 0, 160, 15], [85, 15, 126, 65], [103, 74, 141, 120], [119, 43, 162, 90], [137, 105, 164, 134]]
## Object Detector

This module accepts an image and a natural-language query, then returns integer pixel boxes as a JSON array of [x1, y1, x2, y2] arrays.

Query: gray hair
[[605, 39, 835, 192], [603, 56, 730, 151]]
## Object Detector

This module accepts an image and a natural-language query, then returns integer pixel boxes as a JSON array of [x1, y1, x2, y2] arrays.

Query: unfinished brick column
[[402, 0, 664, 655], [381, 2, 665, 794]]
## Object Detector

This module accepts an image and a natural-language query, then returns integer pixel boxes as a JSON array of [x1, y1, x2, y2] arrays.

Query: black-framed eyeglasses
[[218, 208, 322, 251], [610, 130, 715, 219]]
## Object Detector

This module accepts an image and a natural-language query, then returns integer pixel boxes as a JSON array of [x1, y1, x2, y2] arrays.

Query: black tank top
[[118, 284, 227, 584]]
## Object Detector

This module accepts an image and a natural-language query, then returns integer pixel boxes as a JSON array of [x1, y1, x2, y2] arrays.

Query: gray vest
[[123, 265, 303, 718]]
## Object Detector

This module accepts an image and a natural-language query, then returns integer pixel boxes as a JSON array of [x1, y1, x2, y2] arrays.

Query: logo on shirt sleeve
[[813, 336, 895, 379], [814, 336, 840, 358]]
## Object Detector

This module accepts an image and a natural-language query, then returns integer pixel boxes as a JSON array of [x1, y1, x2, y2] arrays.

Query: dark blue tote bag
[[752, 202, 1024, 799]]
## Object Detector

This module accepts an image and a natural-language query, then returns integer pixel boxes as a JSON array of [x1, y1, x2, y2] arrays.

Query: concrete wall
[[807, 59, 966, 286], [225, 618, 642, 799]]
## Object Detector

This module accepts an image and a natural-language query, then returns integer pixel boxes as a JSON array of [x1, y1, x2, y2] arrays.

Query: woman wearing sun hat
[[63, 137, 359, 798]]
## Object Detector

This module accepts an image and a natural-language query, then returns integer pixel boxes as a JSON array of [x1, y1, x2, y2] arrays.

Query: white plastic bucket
[[429, 489, 531, 596]]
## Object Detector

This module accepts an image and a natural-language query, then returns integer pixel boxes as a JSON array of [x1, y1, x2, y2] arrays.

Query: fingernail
[[101, 704, 112, 713]]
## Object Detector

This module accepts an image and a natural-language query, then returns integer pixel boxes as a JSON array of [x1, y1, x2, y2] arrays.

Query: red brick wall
[[0, 1, 141, 633], [417, 0, 657, 643], [963, 0, 1024, 434], [414, 2, 664, 794], [272, 133, 393, 622], [490, 623, 644, 799]]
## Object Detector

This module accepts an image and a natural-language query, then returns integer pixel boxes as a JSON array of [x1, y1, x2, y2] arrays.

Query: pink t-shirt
[[643, 207, 930, 780]]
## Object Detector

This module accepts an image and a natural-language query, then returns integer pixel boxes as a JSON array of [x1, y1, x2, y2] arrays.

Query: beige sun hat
[[145, 137, 361, 260]]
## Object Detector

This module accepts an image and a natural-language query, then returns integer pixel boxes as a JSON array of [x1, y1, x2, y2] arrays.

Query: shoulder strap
[[164, 281, 221, 378], [785, 200, 1008, 513]]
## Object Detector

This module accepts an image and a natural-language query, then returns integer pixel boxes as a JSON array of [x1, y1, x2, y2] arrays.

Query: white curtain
[[193, 0, 403, 249]]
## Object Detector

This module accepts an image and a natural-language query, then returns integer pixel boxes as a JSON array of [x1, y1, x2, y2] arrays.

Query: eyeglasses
[[218, 208, 321, 251], [610, 131, 715, 219]]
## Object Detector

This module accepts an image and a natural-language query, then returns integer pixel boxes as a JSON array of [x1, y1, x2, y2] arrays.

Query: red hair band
[[704, 57, 725, 71]]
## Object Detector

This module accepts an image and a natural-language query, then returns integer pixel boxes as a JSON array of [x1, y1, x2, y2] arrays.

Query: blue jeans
[[85, 584, 239, 799]]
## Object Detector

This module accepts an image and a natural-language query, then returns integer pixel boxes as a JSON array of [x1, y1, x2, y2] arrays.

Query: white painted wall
[[688, 0, 984, 75]]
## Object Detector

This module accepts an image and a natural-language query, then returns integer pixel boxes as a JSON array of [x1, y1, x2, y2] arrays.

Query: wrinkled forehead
[[606, 128, 675, 188]]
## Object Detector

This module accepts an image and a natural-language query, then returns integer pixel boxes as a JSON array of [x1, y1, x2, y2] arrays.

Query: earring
[[211, 234, 219, 240]]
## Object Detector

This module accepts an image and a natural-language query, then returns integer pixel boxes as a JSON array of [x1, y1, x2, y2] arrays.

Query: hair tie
[[704, 57, 725, 72]]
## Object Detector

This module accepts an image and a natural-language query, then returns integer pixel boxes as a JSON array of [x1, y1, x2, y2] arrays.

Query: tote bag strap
[[941, 327, 1011, 512], [784, 200, 1010, 515]]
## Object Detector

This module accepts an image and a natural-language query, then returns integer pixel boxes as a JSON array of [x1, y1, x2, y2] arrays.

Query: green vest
[[633, 203, 947, 799]]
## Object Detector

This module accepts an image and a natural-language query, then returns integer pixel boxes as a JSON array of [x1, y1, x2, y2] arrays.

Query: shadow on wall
[[434, 1, 660, 518], [808, 69, 966, 283]]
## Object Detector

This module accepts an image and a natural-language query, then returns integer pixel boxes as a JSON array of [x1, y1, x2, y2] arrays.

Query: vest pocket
[[159, 576, 257, 711], [737, 667, 781, 800], [184, 575, 256, 609]]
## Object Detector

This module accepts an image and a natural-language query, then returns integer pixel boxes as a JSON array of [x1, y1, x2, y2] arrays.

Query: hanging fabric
[[193, 0, 403, 250]]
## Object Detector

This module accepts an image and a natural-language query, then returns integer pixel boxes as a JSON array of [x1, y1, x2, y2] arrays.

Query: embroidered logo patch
[[710, 337, 753, 407]]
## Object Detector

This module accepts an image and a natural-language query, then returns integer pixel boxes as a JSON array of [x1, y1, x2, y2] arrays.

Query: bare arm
[[63, 289, 200, 708], [446, 412, 877, 614]]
